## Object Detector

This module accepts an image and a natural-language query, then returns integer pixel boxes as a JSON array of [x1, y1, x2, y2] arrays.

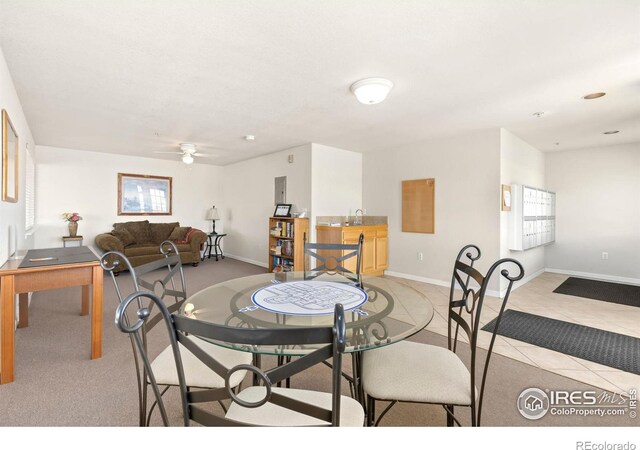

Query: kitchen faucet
[[354, 209, 364, 225]]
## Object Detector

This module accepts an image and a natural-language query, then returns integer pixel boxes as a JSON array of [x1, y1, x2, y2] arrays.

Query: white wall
[[35, 146, 222, 249], [500, 128, 546, 290], [0, 46, 35, 266], [545, 143, 640, 283], [310, 143, 362, 240], [220, 144, 312, 266], [363, 130, 502, 288]]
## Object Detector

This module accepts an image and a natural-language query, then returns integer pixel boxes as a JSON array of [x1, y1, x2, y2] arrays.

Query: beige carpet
[[0, 257, 636, 426]]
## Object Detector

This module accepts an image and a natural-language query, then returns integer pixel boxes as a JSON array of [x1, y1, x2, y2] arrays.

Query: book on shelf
[[271, 221, 294, 238]]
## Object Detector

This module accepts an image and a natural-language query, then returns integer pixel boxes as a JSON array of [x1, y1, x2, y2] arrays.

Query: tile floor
[[390, 272, 640, 395]]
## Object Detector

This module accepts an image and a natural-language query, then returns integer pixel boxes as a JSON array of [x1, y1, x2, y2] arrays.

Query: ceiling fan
[[154, 143, 213, 164]]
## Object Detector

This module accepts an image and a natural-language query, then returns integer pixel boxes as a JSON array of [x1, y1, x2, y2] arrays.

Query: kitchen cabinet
[[316, 224, 388, 276]]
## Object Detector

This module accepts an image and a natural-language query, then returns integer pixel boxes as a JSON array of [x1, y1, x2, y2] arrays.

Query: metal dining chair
[[115, 290, 366, 426], [360, 244, 524, 426], [303, 232, 364, 287], [101, 241, 252, 426], [277, 232, 364, 392]]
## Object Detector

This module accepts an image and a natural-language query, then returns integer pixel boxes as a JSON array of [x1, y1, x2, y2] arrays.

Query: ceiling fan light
[[350, 78, 394, 105], [182, 154, 194, 164], [180, 143, 197, 154]]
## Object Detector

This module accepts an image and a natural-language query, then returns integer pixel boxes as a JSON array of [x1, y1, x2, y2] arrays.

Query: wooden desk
[[0, 246, 103, 384]]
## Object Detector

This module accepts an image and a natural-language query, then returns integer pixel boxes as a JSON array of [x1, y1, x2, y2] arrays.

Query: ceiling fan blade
[[193, 153, 214, 157]]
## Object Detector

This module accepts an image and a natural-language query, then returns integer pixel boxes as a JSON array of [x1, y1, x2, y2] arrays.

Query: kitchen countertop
[[316, 215, 387, 227]]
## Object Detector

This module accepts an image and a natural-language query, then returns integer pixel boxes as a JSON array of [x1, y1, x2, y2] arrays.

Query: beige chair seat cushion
[[150, 336, 251, 389], [361, 340, 473, 406], [225, 387, 365, 427]]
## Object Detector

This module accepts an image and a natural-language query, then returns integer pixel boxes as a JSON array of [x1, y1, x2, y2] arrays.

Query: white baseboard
[[384, 270, 450, 289], [385, 267, 547, 298], [545, 268, 640, 286], [498, 267, 546, 297], [384, 270, 503, 298], [224, 253, 268, 269]]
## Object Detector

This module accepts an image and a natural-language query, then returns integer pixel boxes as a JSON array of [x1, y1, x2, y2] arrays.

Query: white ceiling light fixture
[[180, 143, 196, 164], [154, 142, 213, 164], [350, 78, 394, 105]]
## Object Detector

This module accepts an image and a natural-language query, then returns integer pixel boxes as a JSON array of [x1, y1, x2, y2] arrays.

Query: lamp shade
[[205, 207, 220, 221]]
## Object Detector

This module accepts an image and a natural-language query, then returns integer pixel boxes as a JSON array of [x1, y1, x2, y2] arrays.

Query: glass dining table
[[181, 271, 434, 403]]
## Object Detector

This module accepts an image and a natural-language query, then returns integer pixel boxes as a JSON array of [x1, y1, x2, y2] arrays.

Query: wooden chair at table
[[360, 244, 524, 426], [115, 290, 365, 426], [100, 240, 252, 426]]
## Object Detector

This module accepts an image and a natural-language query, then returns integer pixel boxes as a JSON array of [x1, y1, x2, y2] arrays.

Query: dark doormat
[[482, 310, 640, 374], [553, 277, 640, 307]]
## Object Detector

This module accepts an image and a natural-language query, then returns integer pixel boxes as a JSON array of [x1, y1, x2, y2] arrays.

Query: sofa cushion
[[114, 220, 153, 244], [169, 226, 191, 243], [123, 244, 161, 258], [112, 228, 136, 246], [150, 222, 179, 244]]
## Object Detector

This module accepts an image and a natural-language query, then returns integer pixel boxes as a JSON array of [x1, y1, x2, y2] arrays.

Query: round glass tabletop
[[182, 272, 434, 355]]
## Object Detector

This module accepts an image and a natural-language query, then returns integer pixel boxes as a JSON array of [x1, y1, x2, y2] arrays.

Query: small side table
[[62, 236, 83, 247], [202, 233, 227, 261]]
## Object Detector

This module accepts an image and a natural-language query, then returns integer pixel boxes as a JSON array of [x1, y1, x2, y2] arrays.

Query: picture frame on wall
[[118, 173, 172, 215], [2, 109, 19, 203], [273, 203, 292, 217], [501, 184, 512, 211]]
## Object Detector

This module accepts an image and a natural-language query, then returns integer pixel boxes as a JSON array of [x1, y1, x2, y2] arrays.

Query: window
[[25, 148, 35, 232]]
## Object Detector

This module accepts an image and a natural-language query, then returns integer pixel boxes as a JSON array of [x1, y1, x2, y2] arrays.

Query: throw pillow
[[113, 220, 153, 244], [169, 226, 191, 244], [150, 222, 180, 243], [112, 228, 136, 246]]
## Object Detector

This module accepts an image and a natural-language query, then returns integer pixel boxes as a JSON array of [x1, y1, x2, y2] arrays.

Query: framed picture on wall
[[118, 173, 172, 215], [501, 184, 512, 211], [2, 109, 19, 203], [273, 203, 292, 217]]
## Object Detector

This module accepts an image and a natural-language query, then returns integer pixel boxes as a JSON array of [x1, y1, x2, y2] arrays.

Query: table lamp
[[205, 206, 220, 234]]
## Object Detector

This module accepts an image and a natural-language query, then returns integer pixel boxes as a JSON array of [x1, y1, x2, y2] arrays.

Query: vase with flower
[[62, 212, 83, 237]]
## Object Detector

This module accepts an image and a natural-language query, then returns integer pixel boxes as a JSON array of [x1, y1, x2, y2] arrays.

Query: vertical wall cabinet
[[509, 185, 556, 251], [268, 217, 309, 272]]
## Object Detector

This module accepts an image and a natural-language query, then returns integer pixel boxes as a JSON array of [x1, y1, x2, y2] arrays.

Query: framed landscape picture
[[118, 173, 172, 215]]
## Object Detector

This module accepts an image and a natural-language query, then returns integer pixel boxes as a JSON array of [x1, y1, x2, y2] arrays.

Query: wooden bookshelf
[[268, 217, 309, 273]]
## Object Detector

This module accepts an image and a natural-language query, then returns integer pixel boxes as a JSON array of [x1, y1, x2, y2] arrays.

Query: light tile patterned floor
[[388, 272, 640, 395]]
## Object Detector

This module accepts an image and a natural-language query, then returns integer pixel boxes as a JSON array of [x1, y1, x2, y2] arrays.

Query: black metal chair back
[[303, 232, 364, 287], [100, 240, 187, 425], [115, 291, 348, 426], [447, 244, 524, 426]]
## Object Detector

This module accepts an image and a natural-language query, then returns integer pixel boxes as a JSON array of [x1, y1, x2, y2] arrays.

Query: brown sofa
[[95, 220, 207, 272]]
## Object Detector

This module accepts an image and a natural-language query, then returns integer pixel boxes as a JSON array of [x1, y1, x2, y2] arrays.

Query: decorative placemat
[[553, 277, 640, 308], [251, 280, 368, 316]]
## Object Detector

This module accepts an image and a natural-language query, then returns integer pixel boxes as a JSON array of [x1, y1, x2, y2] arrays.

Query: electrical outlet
[[417, 252, 423, 261], [602, 252, 609, 260]]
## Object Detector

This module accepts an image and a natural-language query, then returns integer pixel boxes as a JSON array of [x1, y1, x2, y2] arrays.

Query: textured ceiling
[[0, 0, 639, 165]]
